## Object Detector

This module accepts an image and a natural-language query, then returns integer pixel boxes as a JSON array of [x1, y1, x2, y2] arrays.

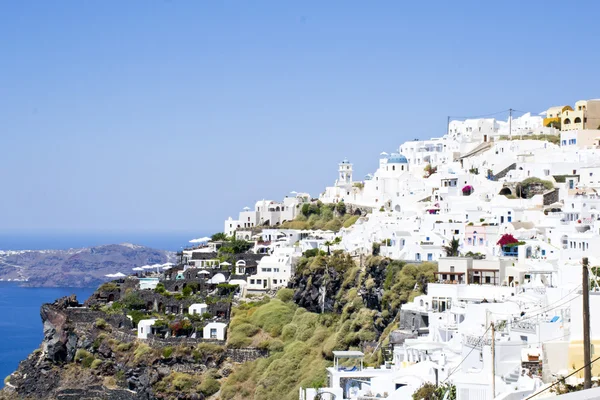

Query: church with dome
[[320, 150, 435, 211]]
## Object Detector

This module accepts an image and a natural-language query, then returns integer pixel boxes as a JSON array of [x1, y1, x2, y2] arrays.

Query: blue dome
[[364, 173, 373, 180], [387, 153, 408, 164]]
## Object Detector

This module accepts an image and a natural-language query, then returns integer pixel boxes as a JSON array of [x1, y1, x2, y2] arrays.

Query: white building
[[203, 322, 227, 341], [137, 319, 156, 339], [189, 303, 208, 316]]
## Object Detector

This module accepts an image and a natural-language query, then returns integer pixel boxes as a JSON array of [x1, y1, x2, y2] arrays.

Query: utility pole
[[491, 321, 496, 398], [583, 257, 592, 389], [509, 108, 513, 140]]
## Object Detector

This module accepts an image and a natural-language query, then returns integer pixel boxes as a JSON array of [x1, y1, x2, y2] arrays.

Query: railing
[[512, 320, 536, 333], [420, 241, 434, 245], [463, 333, 492, 349]]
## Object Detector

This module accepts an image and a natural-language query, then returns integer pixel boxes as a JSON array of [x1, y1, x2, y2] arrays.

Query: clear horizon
[[2, 1, 600, 232]]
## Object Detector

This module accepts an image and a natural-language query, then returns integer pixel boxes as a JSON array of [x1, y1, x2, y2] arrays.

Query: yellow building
[[543, 105, 572, 128], [562, 99, 600, 131]]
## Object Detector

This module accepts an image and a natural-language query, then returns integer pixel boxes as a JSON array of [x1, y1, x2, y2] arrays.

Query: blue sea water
[[0, 284, 95, 388]]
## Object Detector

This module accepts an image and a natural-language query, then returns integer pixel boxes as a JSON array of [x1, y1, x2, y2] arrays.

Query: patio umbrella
[[162, 262, 175, 266], [189, 237, 211, 243], [132, 267, 144, 271], [243, 206, 251, 211], [220, 261, 232, 267], [112, 272, 126, 278], [198, 270, 211, 275]]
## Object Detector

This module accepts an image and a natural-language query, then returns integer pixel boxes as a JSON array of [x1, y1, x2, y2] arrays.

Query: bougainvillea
[[497, 233, 519, 247]]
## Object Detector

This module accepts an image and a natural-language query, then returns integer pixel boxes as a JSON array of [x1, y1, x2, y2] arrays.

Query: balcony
[[434, 272, 465, 284]]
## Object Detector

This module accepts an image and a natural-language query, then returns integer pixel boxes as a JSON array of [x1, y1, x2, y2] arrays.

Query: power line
[[442, 325, 492, 384], [523, 355, 600, 400], [449, 109, 510, 120]]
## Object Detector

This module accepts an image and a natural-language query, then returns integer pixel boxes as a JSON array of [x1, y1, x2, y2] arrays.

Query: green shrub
[[128, 310, 147, 327], [162, 346, 174, 358], [198, 375, 221, 396], [249, 300, 295, 337], [116, 342, 132, 352], [154, 283, 166, 294], [343, 215, 359, 228], [95, 318, 108, 330], [90, 359, 103, 370], [99, 282, 119, 292], [182, 286, 192, 297], [134, 343, 153, 362], [276, 288, 294, 303]]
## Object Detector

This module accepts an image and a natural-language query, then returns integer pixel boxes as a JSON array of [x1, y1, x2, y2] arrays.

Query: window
[[508, 216, 512, 222], [250, 279, 255, 284], [454, 229, 459, 235], [479, 238, 484, 245], [210, 328, 217, 339], [450, 266, 455, 272], [427, 253, 433, 261], [541, 250, 546, 256]]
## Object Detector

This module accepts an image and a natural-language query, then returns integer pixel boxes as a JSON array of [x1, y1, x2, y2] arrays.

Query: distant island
[[0, 243, 175, 288]]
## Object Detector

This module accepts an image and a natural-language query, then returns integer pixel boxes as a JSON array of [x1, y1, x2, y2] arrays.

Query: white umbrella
[[198, 270, 211, 275], [112, 272, 126, 277], [161, 266, 172, 270], [132, 267, 144, 271], [243, 206, 251, 211], [220, 261, 232, 266], [162, 262, 175, 266], [142, 265, 155, 270], [189, 237, 211, 243], [290, 191, 298, 194]]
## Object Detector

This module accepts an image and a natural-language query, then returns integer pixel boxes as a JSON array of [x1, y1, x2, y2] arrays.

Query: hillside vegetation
[[221, 254, 436, 400], [280, 201, 359, 231]]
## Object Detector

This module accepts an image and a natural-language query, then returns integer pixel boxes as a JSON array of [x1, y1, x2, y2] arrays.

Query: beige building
[[561, 99, 600, 131], [543, 105, 572, 128]]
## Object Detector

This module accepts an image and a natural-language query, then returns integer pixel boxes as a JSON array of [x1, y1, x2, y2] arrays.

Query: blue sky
[[2, 1, 600, 234]]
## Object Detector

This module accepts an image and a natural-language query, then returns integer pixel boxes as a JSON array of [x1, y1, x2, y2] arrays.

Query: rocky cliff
[[1, 294, 238, 400], [0, 243, 175, 287]]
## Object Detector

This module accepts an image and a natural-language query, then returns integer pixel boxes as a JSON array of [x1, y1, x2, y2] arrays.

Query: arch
[[183, 282, 187, 289], [353, 209, 362, 216], [174, 285, 179, 292], [564, 118, 571, 125], [275, 206, 281, 212], [146, 301, 153, 311], [499, 187, 512, 196], [107, 293, 115, 302], [158, 302, 164, 313], [575, 117, 582, 123]]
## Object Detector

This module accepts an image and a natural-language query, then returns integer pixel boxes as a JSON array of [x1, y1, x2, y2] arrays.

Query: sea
[[0, 230, 212, 388]]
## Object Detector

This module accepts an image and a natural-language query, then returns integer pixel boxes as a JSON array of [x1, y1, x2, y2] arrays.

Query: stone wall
[[543, 188, 559, 205], [225, 348, 268, 363]]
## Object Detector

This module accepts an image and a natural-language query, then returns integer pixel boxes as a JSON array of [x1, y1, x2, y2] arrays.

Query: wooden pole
[[491, 321, 496, 398], [583, 257, 592, 389]]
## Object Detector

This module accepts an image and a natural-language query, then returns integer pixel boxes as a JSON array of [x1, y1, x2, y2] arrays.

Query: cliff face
[[1, 294, 235, 400], [0, 244, 175, 287]]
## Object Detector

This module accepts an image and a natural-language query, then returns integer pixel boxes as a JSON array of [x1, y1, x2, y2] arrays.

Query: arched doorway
[[354, 209, 362, 216], [499, 187, 512, 196]]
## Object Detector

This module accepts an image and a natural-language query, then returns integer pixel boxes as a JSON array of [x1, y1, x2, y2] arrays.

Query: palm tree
[[443, 236, 460, 257], [324, 241, 333, 255]]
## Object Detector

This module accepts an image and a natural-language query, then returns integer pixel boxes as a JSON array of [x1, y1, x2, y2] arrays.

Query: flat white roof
[[332, 350, 364, 358]]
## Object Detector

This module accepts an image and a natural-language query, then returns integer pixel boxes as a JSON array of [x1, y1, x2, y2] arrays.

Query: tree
[[324, 241, 333, 255], [335, 202, 346, 216], [211, 232, 228, 241], [443, 236, 460, 257]]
